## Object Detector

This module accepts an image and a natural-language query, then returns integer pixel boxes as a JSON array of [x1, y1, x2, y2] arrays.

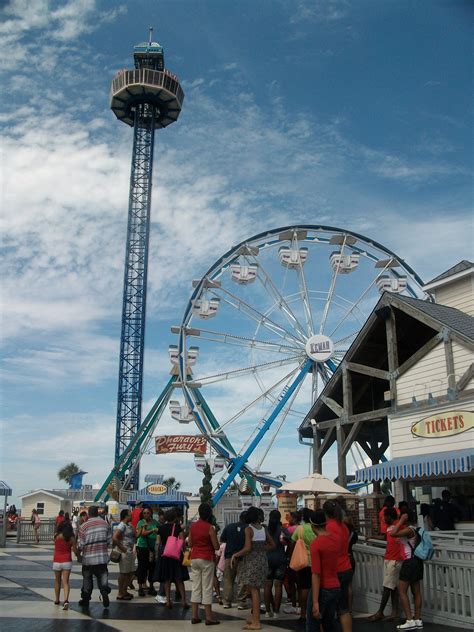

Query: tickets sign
[[411, 410, 473, 439], [155, 435, 207, 454]]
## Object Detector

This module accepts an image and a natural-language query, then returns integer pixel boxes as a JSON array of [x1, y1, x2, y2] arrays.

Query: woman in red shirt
[[308, 509, 341, 632], [188, 503, 220, 625], [53, 521, 77, 609], [323, 500, 353, 632]]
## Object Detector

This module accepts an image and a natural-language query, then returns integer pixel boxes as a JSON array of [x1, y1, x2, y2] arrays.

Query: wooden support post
[[342, 420, 363, 456], [336, 422, 347, 487], [346, 362, 390, 381], [385, 308, 398, 401], [321, 396, 344, 417], [312, 426, 322, 473], [456, 363, 474, 392], [342, 365, 353, 417], [444, 331, 456, 390]]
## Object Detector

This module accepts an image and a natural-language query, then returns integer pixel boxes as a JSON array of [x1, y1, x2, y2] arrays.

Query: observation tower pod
[[110, 40, 184, 128], [112, 30, 184, 491]]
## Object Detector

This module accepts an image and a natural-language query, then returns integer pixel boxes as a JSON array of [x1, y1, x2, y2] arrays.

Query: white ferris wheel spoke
[[185, 327, 299, 355], [241, 253, 308, 342], [319, 235, 348, 334], [213, 365, 302, 433], [254, 376, 306, 471], [329, 260, 393, 338], [294, 238, 315, 336], [195, 354, 303, 386], [208, 286, 305, 347], [232, 360, 307, 460]]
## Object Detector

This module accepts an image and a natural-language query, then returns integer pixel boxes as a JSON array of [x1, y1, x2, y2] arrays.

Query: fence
[[16, 519, 56, 543], [353, 541, 474, 629]]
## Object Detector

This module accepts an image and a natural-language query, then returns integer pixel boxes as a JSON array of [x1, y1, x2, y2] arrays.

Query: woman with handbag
[[290, 507, 316, 626], [136, 506, 159, 596], [189, 503, 220, 625], [113, 509, 136, 601], [154, 508, 190, 609]]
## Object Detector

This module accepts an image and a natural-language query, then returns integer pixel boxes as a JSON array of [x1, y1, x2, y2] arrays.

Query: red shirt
[[55, 515, 65, 527], [325, 519, 352, 573], [310, 533, 340, 589], [190, 519, 215, 561], [131, 507, 142, 530], [385, 524, 403, 561], [53, 536, 73, 563], [379, 507, 400, 534]]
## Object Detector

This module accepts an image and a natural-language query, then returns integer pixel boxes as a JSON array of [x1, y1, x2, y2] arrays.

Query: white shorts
[[383, 559, 402, 590], [119, 551, 137, 574], [53, 561, 73, 571]]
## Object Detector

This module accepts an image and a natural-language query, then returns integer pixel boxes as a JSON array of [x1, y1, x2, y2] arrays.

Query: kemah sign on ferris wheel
[[155, 435, 207, 454]]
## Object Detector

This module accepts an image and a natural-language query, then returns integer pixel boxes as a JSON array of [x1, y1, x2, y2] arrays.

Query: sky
[[1, 0, 473, 506]]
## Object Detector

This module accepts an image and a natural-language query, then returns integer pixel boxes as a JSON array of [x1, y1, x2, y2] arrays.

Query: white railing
[[16, 518, 56, 543], [353, 542, 474, 629]]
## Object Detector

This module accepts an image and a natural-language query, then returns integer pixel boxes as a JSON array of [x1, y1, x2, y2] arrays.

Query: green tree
[[163, 476, 181, 492], [199, 464, 213, 504], [57, 462, 81, 485]]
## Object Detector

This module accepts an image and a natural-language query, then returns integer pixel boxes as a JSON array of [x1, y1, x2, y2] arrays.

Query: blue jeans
[[306, 587, 340, 632], [81, 564, 110, 601]]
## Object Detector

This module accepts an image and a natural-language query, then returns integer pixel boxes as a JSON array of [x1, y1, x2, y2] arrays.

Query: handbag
[[162, 523, 183, 561], [110, 547, 122, 563], [182, 549, 191, 567], [289, 526, 309, 571]]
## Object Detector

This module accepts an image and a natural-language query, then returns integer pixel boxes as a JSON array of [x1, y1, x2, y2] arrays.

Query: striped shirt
[[78, 518, 112, 566]]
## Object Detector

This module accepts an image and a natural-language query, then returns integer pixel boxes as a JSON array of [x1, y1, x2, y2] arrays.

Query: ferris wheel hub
[[305, 334, 334, 362]]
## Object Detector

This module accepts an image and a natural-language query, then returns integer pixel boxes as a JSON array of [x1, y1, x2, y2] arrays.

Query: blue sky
[[1, 0, 472, 504]]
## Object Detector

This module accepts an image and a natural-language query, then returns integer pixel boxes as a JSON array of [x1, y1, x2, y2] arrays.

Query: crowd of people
[[35, 493, 437, 631]]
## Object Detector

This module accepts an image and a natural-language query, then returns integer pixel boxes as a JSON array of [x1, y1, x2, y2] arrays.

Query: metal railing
[[353, 541, 474, 629], [16, 519, 56, 543], [111, 68, 184, 106]]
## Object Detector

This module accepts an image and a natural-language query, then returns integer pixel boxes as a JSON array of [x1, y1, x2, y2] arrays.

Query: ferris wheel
[[166, 225, 429, 503]]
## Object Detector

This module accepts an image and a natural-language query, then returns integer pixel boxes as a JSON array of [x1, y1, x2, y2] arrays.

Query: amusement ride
[[95, 37, 429, 505]]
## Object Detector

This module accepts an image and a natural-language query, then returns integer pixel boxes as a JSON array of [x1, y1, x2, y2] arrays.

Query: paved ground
[[0, 542, 464, 631]]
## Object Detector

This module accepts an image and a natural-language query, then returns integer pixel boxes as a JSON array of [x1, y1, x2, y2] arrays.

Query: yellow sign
[[411, 410, 473, 439], [147, 484, 167, 495]]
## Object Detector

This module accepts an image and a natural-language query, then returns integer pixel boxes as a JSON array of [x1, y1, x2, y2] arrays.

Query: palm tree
[[163, 476, 181, 492], [57, 462, 81, 485]]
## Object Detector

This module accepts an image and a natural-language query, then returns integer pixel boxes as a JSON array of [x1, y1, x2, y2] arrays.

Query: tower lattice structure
[[111, 32, 184, 490]]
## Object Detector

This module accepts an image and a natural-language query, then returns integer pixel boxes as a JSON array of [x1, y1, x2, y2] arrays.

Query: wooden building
[[299, 261, 473, 515]]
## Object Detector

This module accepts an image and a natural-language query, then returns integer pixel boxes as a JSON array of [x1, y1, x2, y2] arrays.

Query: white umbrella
[[279, 472, 351, 495]]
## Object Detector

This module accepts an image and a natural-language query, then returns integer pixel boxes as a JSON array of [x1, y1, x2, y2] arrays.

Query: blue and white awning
[[355, 448, 474, 483]]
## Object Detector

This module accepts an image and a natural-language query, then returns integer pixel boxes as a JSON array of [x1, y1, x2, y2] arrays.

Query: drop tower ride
[[111, 31, 184, 490]]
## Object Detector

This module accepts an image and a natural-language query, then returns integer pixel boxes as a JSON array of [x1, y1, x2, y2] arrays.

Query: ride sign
[[155, 435, 207, 454]]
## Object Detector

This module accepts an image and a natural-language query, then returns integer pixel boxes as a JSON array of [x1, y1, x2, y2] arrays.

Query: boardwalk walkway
[[0, 542, 463, 631]]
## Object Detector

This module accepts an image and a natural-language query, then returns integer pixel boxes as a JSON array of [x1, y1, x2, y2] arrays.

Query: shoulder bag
[[162, 523, 183, 561], [289, 525, 309, 571]]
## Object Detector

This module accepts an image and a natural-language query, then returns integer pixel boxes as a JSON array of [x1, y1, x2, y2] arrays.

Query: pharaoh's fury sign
[[155, 435, 207, 454]]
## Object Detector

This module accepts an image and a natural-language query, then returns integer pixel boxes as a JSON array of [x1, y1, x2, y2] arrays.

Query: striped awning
[[355, 448, 474, 483]]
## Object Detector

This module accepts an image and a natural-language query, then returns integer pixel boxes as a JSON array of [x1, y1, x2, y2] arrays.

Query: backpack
[[413, 527, 434, 561]]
